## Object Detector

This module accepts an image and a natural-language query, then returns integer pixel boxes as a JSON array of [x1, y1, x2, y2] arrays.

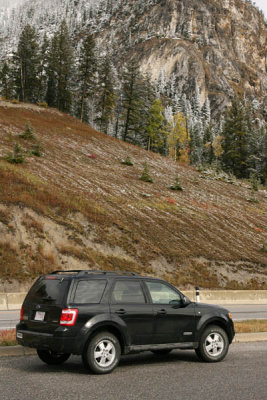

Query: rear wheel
[[195, 325, 229, 362], [82, 331, 121, 374], [37, 349, 70, 365]]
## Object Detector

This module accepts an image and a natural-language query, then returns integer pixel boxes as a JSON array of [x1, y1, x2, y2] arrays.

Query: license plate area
[[34, 311, 45, 321]]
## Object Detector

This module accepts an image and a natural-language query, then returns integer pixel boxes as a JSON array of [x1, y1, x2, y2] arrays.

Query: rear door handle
[[115, 309, 126, 315], [157, 309, 167, 315]]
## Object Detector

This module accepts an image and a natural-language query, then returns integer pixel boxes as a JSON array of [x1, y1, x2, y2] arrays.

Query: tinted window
[[112, 280, 146, 304], [26, 278, 70, 305], [146, 281, 181, 305], [74, 280, 107, 304]]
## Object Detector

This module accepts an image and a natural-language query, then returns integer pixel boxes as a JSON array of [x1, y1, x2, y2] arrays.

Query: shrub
[[121, 155, 133, 166], [11, 99, 19, 104], [169, 175, 183, 191], [31, 143, 42, 157], [37, 102, 48, 108], [4, 143, 24, 164], [19, 123, 35, 140], [250, 173, 260, 192], [140, 162, 153, 183]]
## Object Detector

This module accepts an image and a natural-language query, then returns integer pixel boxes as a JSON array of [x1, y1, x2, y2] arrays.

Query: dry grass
[[0, 329, 17, 346], [22, 214, 44, 233], [0, 101, 266, 288], [235, 319, 267, 333]]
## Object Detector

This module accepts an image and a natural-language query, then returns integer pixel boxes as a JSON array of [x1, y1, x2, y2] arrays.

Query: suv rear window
[[25, 278, 70, 305], [73, 280, 107, 304]]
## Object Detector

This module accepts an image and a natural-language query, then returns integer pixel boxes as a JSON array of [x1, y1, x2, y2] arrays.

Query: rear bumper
[[16, 323, 85, 354]]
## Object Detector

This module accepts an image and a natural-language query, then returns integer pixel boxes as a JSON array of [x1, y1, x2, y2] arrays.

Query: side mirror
[[181, 296, 191, 307]]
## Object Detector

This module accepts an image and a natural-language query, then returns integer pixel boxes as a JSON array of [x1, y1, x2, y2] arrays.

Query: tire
[[151, 349, 172, 355], [82, 331, 121, 374], [195, 325, 229, 363], [37, 349, 70, 365]]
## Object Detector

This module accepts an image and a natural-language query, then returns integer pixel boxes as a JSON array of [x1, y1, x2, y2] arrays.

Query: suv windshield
[[25, 278, 70, 305]]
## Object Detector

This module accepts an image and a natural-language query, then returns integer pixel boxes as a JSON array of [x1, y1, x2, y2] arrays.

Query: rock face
[[97, 0, 267, 113], [0, 0, 266, 115]]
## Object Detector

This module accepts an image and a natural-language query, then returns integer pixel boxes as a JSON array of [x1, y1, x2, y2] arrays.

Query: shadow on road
[[12, 349, 199, 375]]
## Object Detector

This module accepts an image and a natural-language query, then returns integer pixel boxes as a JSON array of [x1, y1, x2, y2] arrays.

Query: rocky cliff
[[0, 0, 266, 116]]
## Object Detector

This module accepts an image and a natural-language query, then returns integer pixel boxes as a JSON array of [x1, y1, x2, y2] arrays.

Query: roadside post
[[196, 286, 200, 303]]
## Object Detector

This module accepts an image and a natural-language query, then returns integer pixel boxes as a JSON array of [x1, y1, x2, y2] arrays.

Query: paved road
[[220, 304, 267, 321], [0, 342, 266, 400], [0, 304, 267, 330]]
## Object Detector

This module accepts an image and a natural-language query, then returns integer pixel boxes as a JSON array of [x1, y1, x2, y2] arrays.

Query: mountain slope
[[0, 0, 266, 115], [0, 100, 266, 290]]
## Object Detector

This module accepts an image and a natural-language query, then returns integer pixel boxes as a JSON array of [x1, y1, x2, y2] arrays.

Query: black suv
[[16, 270, 235, 374]]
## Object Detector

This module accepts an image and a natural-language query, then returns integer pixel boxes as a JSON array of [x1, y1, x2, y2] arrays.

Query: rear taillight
[[60, 309, 78, 326], [20, 306, 24, 321]]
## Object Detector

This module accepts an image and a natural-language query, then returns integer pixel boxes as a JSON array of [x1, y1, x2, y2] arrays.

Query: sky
[[254, 0, 267, 16]]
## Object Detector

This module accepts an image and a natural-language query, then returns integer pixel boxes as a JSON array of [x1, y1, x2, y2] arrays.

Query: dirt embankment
[[0, 101, 266, 291]]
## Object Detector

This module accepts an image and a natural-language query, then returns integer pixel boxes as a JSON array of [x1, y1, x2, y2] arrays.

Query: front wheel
[[37, 349, 70, 365], [82, 331, 121, 374], [195, 325, 229, 362]]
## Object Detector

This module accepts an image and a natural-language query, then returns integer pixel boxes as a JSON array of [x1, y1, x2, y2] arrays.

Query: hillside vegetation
[[0, 101, 266, 291]]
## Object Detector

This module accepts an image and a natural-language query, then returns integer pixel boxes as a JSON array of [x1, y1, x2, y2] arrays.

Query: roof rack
[[50, 270, 139, 276]]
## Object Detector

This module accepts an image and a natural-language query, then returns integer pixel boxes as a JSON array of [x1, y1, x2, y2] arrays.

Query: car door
[[144, 280, 196, 344], [109, 279, 154, 345]]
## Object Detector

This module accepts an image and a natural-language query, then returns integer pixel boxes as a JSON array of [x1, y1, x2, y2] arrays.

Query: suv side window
[[111, 280, 146, 304], [145, 281, 181, 305], [74, 280, 107, 304]]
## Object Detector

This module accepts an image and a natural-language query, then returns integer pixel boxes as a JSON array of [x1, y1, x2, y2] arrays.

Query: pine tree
[[13, 25, 40, 103], [55, 21, 74, 112], [221, 97, 249, 178], [94, 54, 116, 133], [0, 61, 13, 99], [121, 61, 145, 144], [140, 162, 153, 183], [169, 174, 183, 191], [37, 34, 49, 102], [77, 34, 96, 122], [190, 122, 204, 166], [45, 35, 58, 108], [46, 21, 74, 112], [145, 99, 168, 153]]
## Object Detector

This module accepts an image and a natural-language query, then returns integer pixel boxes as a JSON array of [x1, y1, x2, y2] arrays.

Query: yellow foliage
[[212, 135, 224, 158], [167, 112, 190, 163]]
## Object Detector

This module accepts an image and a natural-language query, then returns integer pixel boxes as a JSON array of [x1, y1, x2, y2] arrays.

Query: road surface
[[0, 304, 267, 330], [0, 342, 266, 400]]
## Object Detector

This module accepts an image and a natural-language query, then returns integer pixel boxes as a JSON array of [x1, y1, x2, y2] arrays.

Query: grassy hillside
[[0, 101, 266, 290]]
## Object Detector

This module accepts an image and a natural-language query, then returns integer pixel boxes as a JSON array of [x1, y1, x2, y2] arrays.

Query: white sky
[[253, 0, 267, 16]]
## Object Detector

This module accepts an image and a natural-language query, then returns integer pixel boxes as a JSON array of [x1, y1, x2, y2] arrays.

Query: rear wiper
[[41, 296, 56, 302]]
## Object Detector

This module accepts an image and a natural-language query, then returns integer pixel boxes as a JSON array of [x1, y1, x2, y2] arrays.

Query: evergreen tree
[[145, 99, 168, 153], [221, 98, 249, 178], [190, 122, 204, 166], [45, 35, 58, 107], [13, 25, 40, 102], [37, 34, 49, 102], [0, 62, 13, 99], [94, 54, 116, 133], [121, 61, 145, 144], [140, 162, 153, 183], [55, 21, 74, 112], [77, 34, 96, 122], [46, 21, 74, 112]]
